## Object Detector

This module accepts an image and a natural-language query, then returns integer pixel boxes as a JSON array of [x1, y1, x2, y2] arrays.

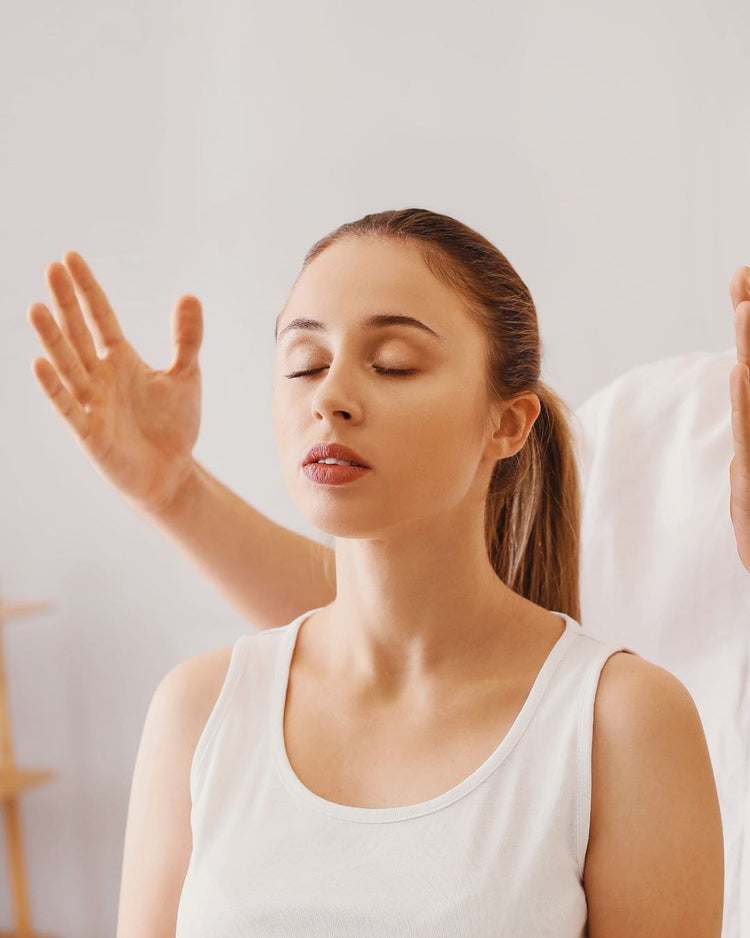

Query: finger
[[728, 265, 750, 313], [30, 356, 91, 440], [44, 260, 99, 372], [735, 295, 750, 368], [168, 295, 203, 373], [61, 250, 127, 353], [27, 302, 97, 406], [730, 361, 750, 472]]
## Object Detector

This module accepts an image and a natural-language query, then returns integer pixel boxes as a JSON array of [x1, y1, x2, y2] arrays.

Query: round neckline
[[271, 607, 578, 823]]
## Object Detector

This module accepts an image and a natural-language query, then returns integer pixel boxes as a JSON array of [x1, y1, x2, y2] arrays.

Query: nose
[[310, 362, 362, 423]]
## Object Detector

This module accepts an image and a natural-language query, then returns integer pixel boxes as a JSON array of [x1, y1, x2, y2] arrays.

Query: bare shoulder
[[584, 650, 724, 937], [116, 644, 235, 938], [591, 650, 715, 764], [166, 643, 236, 697], [593, 649, 701, 730], [160, 644, 236, 744]]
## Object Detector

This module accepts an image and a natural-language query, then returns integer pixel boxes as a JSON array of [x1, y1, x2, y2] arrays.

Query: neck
[[310, 511, 529, 697]]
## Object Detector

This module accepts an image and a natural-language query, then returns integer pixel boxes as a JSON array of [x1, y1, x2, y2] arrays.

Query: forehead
[[276, 237, 474, 339]]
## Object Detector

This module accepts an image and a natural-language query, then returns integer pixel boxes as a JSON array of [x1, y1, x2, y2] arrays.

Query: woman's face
[[272, 235, 504, 540]]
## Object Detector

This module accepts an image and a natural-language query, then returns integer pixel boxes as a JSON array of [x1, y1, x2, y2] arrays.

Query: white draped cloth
[[572, 347, 750, 938]]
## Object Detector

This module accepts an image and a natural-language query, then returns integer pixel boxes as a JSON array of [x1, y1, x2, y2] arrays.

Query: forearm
[[133, 459, 336, 629]]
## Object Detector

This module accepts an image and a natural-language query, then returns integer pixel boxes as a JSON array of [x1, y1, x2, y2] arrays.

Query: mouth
[[302, 461, 371, 486], [303, 442, 371, 469], [313, 457, 365, 467]]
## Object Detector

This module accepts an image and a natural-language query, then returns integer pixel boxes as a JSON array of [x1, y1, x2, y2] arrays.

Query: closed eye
[[284, 365, 418, 378]]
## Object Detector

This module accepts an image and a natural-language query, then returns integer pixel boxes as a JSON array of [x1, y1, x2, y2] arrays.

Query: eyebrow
[[275, 312, 445, 342]]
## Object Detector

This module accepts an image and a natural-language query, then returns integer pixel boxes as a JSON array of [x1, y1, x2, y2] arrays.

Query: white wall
[[1, 0, 747, 934]]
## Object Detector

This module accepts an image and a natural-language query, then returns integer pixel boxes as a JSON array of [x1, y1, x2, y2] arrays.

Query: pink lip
[[303, 463, 370, 485], [303, 442, 371, 469]]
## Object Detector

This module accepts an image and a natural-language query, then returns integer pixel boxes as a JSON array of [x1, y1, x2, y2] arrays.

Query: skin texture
[[27, 246, 738, 936]]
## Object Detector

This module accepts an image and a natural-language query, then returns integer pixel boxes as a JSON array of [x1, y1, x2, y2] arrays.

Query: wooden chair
[[0, 599, 56, 938]]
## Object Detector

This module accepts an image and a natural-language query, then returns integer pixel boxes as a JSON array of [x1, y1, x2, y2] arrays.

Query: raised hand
[[728, 265, 750, 572], [28, 251, 204, 513]]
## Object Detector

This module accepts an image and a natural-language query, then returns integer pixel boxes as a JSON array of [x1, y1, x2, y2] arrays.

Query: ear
[[484, 392, 542, 462]]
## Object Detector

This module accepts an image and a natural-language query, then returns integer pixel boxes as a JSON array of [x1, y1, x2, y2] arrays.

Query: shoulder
[[138, 643, 238, 813], [593, 649, 699, 731], [154, 644, 236, 743], [590, 650, 711, 790], [162, 643, 236, 696], [583, 651, 724, 936], [116, 644, 236, 935]]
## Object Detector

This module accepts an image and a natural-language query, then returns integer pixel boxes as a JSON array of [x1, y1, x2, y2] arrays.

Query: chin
[[286, 473, 438, 539], [294, 494, 437, 543], [298, 508, 390, 540], [288, 493, 390, 540]]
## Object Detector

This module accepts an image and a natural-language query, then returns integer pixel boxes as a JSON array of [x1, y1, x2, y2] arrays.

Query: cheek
[[272, 377, 298, 422], [396, 387, 487, 475]]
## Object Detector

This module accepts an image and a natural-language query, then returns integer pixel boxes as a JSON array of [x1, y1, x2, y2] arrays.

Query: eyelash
[[284, 365, 418, 379]]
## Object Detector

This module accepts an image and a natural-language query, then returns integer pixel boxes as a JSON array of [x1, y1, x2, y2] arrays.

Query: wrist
[[134, 459, 205, 523]]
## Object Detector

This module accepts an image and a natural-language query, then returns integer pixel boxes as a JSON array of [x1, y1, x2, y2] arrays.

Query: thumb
[[168, 295, 203, 372]]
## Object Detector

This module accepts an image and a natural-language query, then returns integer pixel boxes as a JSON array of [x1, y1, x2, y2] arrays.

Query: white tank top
[[176, 607, 634, 937]]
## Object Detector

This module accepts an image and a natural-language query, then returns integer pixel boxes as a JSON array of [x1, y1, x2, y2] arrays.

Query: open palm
[[28, 251, 203, 512]]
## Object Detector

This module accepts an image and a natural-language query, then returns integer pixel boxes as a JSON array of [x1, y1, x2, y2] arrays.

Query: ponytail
[[485, 382, 581, 621]]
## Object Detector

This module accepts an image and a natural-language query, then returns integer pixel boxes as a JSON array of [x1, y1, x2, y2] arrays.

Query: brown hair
[[291, 208, 581, 622]]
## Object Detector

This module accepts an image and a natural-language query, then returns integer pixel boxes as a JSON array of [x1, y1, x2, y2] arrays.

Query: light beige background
[[1, 0, 748, 934]]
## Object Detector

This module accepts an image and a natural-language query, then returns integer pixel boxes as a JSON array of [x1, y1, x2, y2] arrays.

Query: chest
[[282, 663, 542, 810]]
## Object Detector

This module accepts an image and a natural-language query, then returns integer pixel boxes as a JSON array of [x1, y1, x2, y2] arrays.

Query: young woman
[[29, 208, 724, 936]]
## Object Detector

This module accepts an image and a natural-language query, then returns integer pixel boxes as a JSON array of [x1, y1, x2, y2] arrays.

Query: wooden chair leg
[[3, 796, 33, 935]]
